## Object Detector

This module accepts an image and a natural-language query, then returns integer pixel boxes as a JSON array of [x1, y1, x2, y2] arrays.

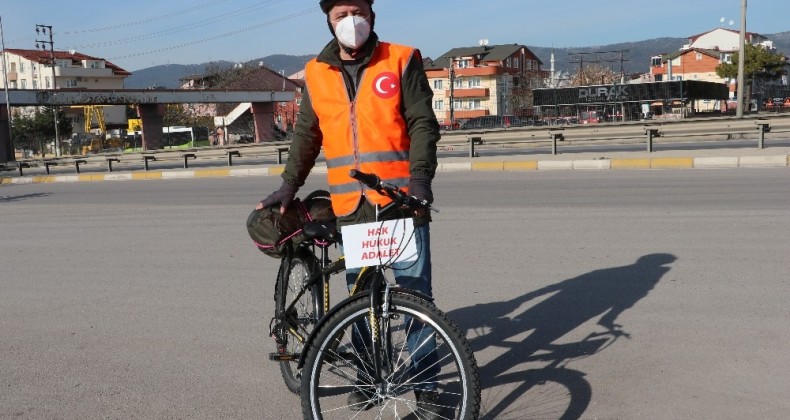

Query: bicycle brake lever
[[409, 196, 439, 213]]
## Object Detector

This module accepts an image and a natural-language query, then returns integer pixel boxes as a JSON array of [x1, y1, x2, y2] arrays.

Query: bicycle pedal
[[269, 352, 298, 361]]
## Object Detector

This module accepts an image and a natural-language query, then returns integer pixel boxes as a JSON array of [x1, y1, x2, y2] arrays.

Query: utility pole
[[736, 0, 748, 118], [1, 15, 14, 162], [35, 24, 61, 157], [449, 58, 456, 127]]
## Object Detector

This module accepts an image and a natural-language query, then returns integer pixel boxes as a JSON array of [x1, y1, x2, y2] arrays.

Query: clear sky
[[2, 0, 788, 72]]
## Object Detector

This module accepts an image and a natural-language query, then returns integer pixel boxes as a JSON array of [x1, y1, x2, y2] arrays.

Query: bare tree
[[570, 63, 619, 86], [509, 69, 546, 117]]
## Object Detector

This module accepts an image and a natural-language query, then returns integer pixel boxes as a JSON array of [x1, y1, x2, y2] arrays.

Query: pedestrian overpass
[[0, 89, 293, 162]]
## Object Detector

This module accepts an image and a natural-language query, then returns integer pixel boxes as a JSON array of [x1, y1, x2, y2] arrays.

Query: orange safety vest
[[305, 42, 415, 217]]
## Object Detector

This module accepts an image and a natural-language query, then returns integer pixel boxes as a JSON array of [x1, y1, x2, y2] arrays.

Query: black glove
[[258, 182, 299, 212], [408, 174, 433, 204]]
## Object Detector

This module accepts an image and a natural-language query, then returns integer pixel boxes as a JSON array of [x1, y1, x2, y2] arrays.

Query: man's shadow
[[448, 253, 677, 419]]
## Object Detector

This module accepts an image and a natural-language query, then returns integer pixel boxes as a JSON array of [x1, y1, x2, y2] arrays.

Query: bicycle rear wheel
[[274, 249, 323, 394], [301, 292, 480, 419]]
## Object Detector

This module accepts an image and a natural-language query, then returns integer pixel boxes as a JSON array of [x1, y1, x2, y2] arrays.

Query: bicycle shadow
[[448, 253, 676, 419]]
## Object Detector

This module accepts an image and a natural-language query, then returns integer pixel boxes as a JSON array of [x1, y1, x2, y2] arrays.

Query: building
[[649, 48, 732, 112], [684, 27, 773, 52], [533, 80, 729, 122], [1, 48, 131, 131], [425, 43, 545, 126], [648, 27, 777, 109]]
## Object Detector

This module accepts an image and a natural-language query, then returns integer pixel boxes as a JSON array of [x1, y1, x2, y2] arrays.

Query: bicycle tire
[[301, 291, 480, 419], [275, 249, 324, 394]]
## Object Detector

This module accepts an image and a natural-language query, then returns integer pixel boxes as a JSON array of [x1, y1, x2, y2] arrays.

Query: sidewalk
[[3, 146, 789, 185]]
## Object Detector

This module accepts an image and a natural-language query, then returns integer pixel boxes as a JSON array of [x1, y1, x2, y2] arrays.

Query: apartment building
[[425, 43, 544, 126], [648, 27, 777, 109], [1, 48, 131, 131]]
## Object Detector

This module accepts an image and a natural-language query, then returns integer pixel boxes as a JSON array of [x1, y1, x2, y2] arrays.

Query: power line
[[61, 0, 232, 35], [569, 50, 629, 75], [7, 0, 230, 44], [69, 0, 286, 50], [108, 7, 317, 61]]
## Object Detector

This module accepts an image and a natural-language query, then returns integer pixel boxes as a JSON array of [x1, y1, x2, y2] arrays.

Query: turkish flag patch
[[372, 72, 400, 99]]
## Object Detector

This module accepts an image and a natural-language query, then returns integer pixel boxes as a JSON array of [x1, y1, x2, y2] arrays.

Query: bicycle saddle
[[303, 220, 340, 243]]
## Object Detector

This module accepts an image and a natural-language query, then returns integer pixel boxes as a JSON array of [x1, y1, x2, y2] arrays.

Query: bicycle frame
[[275, 179, 417, 343], [274, 245, 375, 346]]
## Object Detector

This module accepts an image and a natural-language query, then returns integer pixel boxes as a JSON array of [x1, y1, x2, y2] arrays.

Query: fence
[[445, 114, 790, 156]]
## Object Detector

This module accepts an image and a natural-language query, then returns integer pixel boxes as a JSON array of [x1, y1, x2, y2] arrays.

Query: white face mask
[[334, 15, 370, 50]]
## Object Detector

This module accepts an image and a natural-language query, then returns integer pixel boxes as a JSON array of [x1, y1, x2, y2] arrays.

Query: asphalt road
[[2, 169, 790, 419]]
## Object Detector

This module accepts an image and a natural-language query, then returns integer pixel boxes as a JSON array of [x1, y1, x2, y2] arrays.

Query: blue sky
[[2, 0, 788, 71]]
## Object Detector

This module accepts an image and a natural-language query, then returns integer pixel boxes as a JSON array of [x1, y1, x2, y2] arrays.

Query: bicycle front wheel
[[301, 292, 480, 419], [275, 251, 323, 394]]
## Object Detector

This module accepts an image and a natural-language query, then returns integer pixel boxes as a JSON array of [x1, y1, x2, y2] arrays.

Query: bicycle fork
[[367, 273, 396, 389]]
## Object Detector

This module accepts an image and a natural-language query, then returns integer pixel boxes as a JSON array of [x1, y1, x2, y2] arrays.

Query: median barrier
[[437, 114, 790, 155]]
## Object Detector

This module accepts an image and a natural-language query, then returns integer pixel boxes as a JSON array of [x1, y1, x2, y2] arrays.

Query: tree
[[570, 63, 619, 87], [10, 113, 34, 154], [509, 69, 546, 118], [10, 107, 72, 157], [716, 44, 787, 110], [42, 107, 73, 141], [163, 103, 192, 127]]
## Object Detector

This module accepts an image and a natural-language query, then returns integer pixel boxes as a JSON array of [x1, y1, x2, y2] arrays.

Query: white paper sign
[[341, 218, 419, 269]]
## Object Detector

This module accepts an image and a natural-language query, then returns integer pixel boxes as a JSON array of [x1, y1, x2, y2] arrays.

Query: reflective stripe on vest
[[306, 42, 415, 216], [325, 151, 410, 169]]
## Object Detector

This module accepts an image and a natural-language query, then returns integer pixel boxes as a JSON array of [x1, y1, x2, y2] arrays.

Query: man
[[257, 0, 441, 416]]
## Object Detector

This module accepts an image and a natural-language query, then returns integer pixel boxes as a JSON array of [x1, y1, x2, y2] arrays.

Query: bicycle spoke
[[303, 293, 479, 419]]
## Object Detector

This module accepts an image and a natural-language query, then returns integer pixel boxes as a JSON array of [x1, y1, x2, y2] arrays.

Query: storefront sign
[[579, 85, 630, 101]]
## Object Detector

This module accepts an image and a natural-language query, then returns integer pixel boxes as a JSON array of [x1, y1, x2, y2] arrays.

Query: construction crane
[[81, 105, 103, 154], [79, 105, 122, 154], [84, 105, 106, 134]]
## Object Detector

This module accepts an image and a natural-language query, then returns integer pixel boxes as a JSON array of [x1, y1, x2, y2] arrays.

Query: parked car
[[439, 121, 461, 131], [460, 115, 525, 130]]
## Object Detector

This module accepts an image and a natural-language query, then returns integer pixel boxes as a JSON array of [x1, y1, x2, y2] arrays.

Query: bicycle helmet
[[319, 0, 373, 13]]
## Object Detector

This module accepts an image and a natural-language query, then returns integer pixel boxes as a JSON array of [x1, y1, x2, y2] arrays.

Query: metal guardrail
[[3, 141, 293, 175], [444, 114, 790, 155], [4, 115, 790, 175]]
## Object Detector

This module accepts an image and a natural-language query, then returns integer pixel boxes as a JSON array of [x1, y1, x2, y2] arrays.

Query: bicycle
[[266, 185, 431, 396], [293, 169, 480, 419], [268, 186, 406, 395]]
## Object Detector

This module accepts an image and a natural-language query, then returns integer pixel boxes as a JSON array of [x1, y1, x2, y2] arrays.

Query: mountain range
[[124, 32, 790, 89]]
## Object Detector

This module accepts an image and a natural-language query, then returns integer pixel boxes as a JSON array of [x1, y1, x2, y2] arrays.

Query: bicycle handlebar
[[349, 169, 438, 213], [348, 169, 381, 190]]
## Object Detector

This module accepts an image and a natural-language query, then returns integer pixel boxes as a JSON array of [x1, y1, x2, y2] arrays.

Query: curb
[[2, 154, 788, 185]]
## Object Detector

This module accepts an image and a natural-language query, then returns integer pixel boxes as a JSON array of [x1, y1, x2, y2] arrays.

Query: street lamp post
[[35, 24, 61, 156]]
